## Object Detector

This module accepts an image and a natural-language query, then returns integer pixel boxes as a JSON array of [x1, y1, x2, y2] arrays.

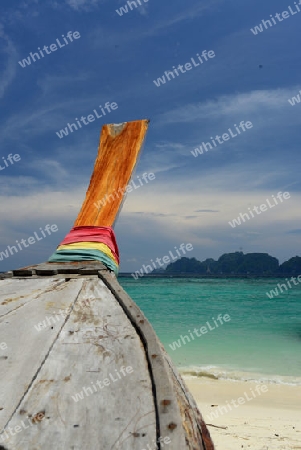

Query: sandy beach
[[184, 377, 301, 450]]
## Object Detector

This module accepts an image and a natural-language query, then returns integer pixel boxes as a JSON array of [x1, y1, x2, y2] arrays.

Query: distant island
[[120, 252, 301, 277]]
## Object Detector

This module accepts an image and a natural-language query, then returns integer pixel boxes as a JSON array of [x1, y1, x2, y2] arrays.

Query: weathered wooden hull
[[0, 264, 215, 450]]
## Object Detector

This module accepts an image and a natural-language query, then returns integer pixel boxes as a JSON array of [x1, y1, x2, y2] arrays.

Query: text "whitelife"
[[18, 31, 81, 68]]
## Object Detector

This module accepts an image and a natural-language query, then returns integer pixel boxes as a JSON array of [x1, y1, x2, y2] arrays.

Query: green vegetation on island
[[152, 252, 301, 277]]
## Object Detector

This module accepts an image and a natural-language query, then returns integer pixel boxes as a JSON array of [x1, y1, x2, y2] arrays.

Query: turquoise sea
[[119, 277, 301, 385]]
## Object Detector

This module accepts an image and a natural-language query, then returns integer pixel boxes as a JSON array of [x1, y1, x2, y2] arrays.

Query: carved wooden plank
[[98, 270, 207, 450], [74, 120, 149, 227], [10, 262, 108, 277], [163, 348, 215, 450], [0, 278, 59, 317], [1, 278, 156, 450], [0, 278, 84, 433]]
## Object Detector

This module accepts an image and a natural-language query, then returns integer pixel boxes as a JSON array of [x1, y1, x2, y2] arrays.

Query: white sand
[[184, 377, 301, 450]]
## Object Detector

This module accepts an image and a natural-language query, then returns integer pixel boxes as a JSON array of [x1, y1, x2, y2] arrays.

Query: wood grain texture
[[0, 270, 214, 449], [0, 278, 156, 450], [74, 120, 149, 228], [0, 278, 57, 317], [10, 261, 108, 277], [98, 270, 214, 450], [0, 278, 84, 431], [163, 348, 215, 450]]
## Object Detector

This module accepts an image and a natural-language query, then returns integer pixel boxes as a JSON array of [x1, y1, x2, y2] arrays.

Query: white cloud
[[0, 94, 106, 145], [0, 188, 85, 251], [157, 88, 300, 125], [0, 164, 299, 271], [120, 164, 301, 236]]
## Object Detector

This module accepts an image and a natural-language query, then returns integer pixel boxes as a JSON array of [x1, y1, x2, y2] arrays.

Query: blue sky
[[0, 0, 300, 272]]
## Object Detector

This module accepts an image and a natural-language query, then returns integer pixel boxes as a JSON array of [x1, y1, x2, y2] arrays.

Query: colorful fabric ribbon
[[48, 226, 119, 274]]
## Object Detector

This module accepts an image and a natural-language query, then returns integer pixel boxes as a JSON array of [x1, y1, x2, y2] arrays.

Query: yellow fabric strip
[[57, 242, 118, 264]]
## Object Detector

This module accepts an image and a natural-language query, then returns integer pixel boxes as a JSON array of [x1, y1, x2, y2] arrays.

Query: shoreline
[[178, 366, 301, 387], [118, 274, 299, 278], [184, 377, 301, 449]]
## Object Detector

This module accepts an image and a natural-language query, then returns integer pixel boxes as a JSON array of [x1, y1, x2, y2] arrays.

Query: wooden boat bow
[[0, 120, 215, 450]]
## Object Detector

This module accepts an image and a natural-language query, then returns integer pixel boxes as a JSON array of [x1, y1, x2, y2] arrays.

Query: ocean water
[[119, 277, 301, 385]]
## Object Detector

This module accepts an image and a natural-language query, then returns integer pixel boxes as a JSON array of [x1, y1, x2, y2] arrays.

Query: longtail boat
[[0, 120, 215, 450]]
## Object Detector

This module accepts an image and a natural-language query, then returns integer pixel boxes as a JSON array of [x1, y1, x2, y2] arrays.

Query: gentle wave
[[179, 365, 301, 386]]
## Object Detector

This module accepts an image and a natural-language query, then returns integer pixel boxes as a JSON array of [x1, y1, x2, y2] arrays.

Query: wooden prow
[[74, 119, 149, 227], [0, 119, 216, 450]]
